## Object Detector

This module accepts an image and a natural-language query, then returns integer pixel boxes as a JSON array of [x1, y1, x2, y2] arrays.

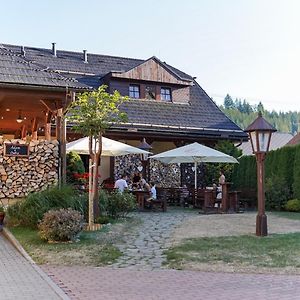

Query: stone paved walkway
[[0, 233, 66, 300], [43, 265, 300, 300], [110, 210, 190, 270]]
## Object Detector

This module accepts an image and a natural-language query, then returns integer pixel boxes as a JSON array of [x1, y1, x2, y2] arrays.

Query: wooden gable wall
[[111, 58, 192, 86]]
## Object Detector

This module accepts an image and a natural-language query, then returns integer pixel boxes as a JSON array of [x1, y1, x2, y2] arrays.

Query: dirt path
[[171, 212, 300, 245]]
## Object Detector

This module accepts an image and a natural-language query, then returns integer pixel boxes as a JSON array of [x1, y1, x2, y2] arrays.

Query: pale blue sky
[[1, 0, 299, 112]]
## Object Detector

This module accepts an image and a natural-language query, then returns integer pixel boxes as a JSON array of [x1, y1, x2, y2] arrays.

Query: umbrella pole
[[194, 161, 197, 189]]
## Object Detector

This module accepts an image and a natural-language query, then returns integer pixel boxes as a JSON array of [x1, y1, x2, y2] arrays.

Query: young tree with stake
[[68, 85, 128, 229]]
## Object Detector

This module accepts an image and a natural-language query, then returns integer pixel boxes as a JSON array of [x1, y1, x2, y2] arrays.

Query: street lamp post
[[138, 138, 153, 181], [245, 112, 276, 236]]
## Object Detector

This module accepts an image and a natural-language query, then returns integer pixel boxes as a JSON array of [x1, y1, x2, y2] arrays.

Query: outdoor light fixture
[[245, 112, 277, 236], [138, 138, 153, 181], [16, 110, 23, 123], [138, 138, 152, 161]]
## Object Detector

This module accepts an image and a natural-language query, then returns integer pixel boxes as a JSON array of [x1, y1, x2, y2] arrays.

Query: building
[[238, 132, 293, 156], [0, 43, 247, 197]]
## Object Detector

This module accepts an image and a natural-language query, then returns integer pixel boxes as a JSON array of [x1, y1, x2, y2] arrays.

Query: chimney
[[52, 42, 57, 57], [83, 50, 88, 63], [21, 46, 26, 57]]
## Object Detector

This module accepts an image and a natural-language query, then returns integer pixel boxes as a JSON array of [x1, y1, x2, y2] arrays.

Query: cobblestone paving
[[111, 210, 190, 270], [0, 234, 64, 300]]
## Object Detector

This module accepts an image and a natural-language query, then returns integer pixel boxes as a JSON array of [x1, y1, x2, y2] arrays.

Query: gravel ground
[[170, 212, 300, 245]]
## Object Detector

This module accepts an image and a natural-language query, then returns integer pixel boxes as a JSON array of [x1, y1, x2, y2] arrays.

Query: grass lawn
[[165, 233, 300, 273], [10, 217, 140, 266], [270, 211, 300, 221]]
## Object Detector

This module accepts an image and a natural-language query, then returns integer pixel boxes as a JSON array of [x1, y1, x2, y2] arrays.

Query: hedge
[[232, 144, 300, 209]]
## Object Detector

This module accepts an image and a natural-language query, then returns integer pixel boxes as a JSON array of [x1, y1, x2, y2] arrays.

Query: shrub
[[95, 215, 110, 224], [38, 208, 83, 242], [99, 190, 137, 219], [265, 175, 290, 210], [7, 185, 87, 228], [66, 151, 85, 184], [285, 199, 300, 212]]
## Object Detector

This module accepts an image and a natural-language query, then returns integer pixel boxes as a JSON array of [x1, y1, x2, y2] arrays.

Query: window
[[161, 87, 172, 101], [129, 85, 140, 99]]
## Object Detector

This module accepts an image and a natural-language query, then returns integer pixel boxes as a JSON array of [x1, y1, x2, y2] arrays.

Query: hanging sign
[[4, 143, 29, 157]]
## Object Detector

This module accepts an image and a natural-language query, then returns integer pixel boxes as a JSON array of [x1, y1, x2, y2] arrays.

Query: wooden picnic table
[[131, 190, 150, 211]]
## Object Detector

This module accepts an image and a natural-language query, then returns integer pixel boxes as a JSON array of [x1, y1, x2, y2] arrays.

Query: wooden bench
[[239, 188, 257, 210], [192, 188, 206, 209], [148, 188, 167, 212]]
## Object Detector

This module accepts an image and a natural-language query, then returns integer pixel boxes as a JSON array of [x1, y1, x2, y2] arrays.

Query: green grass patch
[[9, 218, 139, 266], [165, 233, 300, 270], [271, 211, 300, 221]]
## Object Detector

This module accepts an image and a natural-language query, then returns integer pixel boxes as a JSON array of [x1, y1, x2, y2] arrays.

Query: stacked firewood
[[0, 140, 58, 199]]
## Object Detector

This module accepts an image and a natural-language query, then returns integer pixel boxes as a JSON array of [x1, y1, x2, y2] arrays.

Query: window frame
[[129, 84, 140, 99], [160, 87, 172, 102]]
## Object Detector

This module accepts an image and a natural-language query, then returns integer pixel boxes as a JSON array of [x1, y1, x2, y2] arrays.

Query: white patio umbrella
[[66, 137, 150, 156], [149, 142, 238, 189]]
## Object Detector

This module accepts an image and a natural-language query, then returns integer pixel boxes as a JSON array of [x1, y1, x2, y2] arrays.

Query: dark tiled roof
[[2, 44, 193, 87], [120, 82, 243, 132], [0, 45, 88, 89], [0, 43, 246, 139]]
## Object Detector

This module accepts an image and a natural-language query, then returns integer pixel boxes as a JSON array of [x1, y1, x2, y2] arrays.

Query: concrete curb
[[3, 227, 70, 300]]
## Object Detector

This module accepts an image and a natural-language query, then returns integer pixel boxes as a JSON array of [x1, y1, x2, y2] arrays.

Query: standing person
[[218, 170, 226, 185], [216, 170, 225, 204], [139, 173, 147, 187], [114, 174, 128, 192]]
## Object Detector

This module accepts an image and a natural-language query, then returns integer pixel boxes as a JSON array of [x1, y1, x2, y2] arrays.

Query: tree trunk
[[92, 133, 102, 219], [88, 133, 103, 228], [88, 158, 94, 227], [88, 135, 94, 227]]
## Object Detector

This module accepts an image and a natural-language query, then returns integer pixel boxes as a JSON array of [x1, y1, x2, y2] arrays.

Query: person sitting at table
[[132, 172, 141, 189], [114, 174, 128, 193], [145, 182, 157, 208], [180, 184, 189, 207]]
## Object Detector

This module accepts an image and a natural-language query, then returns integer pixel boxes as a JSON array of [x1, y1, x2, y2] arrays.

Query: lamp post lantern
[[245, 112, 276, 236], [138, 138, 152, 181]]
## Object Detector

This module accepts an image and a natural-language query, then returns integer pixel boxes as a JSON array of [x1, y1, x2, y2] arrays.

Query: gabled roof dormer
[[110, 56, 193, 86]]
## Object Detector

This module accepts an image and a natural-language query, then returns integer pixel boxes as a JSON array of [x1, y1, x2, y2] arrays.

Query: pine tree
[[224, 94, 234, 109]]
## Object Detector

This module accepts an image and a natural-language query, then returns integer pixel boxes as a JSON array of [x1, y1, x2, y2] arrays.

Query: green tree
[[68, 85, 128, 228], [224, 94, 234, 109], [66, 151, 85, 183], [293, 145, 300, 199]]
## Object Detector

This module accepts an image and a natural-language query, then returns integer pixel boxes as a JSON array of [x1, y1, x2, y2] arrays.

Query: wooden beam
[[0, 88, 66, 100], [31, 117, 38, 140], [21, 125, 27, 139], [45, 111, 52, 141], [40, 99, 58, 112]]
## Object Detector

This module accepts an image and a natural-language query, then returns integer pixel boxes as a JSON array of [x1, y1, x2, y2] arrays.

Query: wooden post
[[45, 111, 52, 141], [21, 125, 27, 140], [221, 183, 229, 212], [256, 152, 267, 236], [31, 117, 38, 140], [56, 108, 66, 186]]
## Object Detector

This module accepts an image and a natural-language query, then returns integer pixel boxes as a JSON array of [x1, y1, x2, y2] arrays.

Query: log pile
[[113, 154, 181, 187], [0, 139, 58, 199], [149, 160, 180, 187]]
